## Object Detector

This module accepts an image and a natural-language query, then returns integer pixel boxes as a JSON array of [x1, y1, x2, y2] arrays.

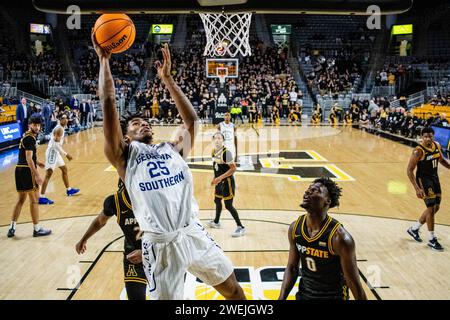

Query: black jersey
[[416, 142, 442, 180], [117, 178, 125, 192], [17, 132, 37, 166], [312, 114, 320, 122], [212, 147, 233, 178], [293, 214, 348, 300], [103, 188, 141, 255], [329, 113, 337, 123]]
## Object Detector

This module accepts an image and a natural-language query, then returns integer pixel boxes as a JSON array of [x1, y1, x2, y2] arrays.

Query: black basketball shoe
[[407, 227, 422, 243], [7, 228, 15, 238], [428, 238, 444, 252]]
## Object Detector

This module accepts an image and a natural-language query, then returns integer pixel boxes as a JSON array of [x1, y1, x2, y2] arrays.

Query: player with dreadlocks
[[278, 177, 367, 300]]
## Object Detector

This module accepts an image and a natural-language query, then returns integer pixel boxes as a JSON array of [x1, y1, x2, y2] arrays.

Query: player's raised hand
[[91, 29, 111, 60], [155, 43, 172, 79]]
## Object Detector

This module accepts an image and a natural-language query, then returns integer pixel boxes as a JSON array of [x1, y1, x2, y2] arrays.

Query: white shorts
[[45, 148, 65, 170], [141, 221, 234, 300]]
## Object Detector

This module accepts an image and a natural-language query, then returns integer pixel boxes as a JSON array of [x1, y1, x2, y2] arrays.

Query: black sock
[[224, 199, 243, 227], [214, 198, 222, 224]]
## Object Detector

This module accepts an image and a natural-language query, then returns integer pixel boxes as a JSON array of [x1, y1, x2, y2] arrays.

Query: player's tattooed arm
[[156, 44, 199, 157], [278, 222, 300, 300], [333, 227, 367, 300], [407, 148, 424, 199]]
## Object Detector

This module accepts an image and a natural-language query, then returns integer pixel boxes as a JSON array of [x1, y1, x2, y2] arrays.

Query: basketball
[[215, 39, 230, 56], [93, 14, 136, 54]]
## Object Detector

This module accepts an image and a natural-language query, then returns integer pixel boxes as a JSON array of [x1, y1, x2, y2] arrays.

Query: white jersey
[[219, 121, 235, 153], [45, 124, 66, 170], [47, 124, 65, 150], [125, 141, 199, 233]]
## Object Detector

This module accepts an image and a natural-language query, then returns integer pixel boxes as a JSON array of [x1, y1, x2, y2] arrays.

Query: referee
[[8, 115, 52, 238]]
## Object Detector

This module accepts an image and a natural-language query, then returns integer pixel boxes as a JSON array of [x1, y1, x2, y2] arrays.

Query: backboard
[[206, 59, 239, 79]]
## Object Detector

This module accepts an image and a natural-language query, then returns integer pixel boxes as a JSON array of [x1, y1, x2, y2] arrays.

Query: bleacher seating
[[412, 104, 450, 121], [285, 15, 376, 99]]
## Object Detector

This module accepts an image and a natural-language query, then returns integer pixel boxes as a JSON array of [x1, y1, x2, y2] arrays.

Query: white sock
[[33, 224, 40, 232], [411, 221, 423, 231], [40, 193, 45, 197], [429, 231, 435, 241], [67, 187, 72, 191], [10, 221, 16, 230]]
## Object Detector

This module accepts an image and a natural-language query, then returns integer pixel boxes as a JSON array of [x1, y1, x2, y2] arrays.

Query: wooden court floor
[[0, 124, 449, 300]]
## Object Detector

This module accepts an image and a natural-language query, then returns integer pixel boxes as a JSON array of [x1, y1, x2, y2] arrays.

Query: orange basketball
[[93, 14, 136, 54]]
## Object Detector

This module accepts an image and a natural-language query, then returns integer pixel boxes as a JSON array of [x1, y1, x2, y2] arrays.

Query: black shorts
[[296, 285, 349, 301], [215, 177, 235, 200], [123, 256, 147, 285], [15, 166, 38, 192], [417, 177, 442, 207]]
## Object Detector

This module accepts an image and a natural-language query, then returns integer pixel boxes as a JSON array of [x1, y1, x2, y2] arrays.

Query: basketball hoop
[[200, 12, 252, 57]]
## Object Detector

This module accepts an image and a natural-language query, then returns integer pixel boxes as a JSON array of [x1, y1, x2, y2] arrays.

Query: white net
[[199, 12, 252, 57]]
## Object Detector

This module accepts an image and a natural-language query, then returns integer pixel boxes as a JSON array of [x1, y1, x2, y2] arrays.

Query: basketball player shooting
[[92, 32, 245, 300]]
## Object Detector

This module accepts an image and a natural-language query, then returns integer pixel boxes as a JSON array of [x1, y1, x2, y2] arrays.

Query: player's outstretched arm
[[333, 227, 367, 300], [278, 222, 300, 300], [75, 212, 110, 254], [156, 43, 199, 157], [91, 31, 126, 178]]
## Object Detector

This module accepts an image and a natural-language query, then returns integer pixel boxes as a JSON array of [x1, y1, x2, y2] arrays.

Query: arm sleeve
[[103, 194, 118, 217]]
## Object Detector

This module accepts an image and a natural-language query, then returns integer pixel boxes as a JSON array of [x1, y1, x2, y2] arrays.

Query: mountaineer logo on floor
[[187, 150, 354, 182]]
